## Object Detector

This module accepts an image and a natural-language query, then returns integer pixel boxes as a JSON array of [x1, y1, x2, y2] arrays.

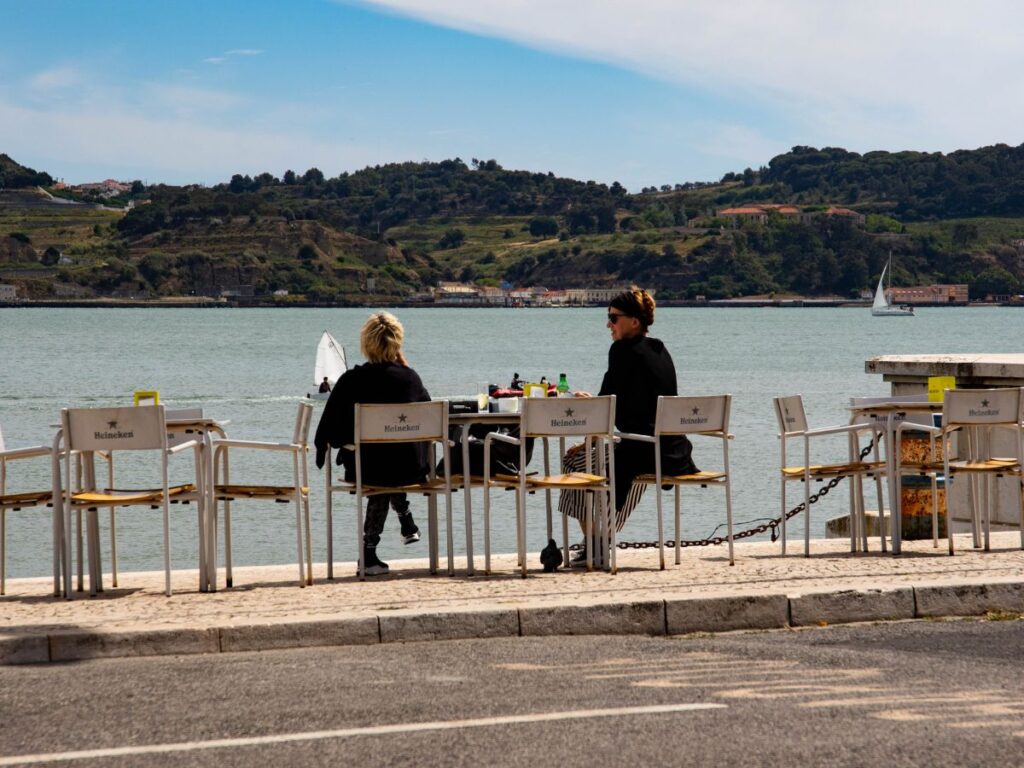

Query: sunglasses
[[607, 312, 628, 324]]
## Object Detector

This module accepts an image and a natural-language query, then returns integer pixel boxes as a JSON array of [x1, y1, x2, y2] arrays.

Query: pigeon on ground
[[540, 538, 562, 572]]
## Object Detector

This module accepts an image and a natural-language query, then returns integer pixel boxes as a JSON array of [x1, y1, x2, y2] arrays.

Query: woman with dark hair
[[560, 286, 697, 562]]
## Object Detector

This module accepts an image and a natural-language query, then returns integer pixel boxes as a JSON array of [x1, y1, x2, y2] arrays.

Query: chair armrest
[[212, 438, 297, 452], [895, 422, 941, 437], [804, 423, 877, 439], [616, 431, 655, 444], [485, 432, 521, 447], [168, 439, 200, 455], [0, 445, 51, 461]]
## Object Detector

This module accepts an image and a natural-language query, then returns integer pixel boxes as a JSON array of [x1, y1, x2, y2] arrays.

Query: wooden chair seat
[[525, 472, 606, 488], [337, 477, 453, 495], [0, 489, 53, 507], [215, 484, 309, 499], [781, 460, 884, 478], [72, 483, 195, 506], [636, 469, 726, 485], [947, 458, 1021, 473]]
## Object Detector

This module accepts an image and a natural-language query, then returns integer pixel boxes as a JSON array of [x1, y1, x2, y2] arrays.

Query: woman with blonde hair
[[314, 312, 430, 575], [561, 287, 697, 564]]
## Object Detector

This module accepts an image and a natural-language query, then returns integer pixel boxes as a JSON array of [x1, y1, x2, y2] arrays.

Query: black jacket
[[313, 362, 431, 486], [599, 335, 697, 499]]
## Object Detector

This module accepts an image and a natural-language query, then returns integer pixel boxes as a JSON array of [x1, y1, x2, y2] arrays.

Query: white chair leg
[[356, 491, 365, 581], [294, 489, 305, 588], [561, 508, 570, 569], [518, 486, 527, 579], [931, 475, 939, 548], [224, 499, 233, 588], [1, 508, 5, 595], [803, 477, 811, 558], [445, 491, 455, 577], [303, 493, 313, 586], [325, 469, 334, 581], [483, 480, 492, 575], [873, 472, 885, 553], [109, 507, 118, 588], [983, 475, 992, 552], [162, 501, 172, 597], [725, 478, 735, 567], [656, 485, 665, 571], [76, 507, 83, 592], [780, 480, 787, 555], [675, 485, 681, 565]]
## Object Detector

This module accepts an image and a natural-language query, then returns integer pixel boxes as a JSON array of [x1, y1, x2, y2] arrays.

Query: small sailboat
[[307, 330, 347, 399], [871, 255, 914, 317]]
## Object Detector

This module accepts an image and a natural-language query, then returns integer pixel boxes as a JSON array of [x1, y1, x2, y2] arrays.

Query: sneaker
[[399, 514, 421, 545], [569, 547, 588, 568], [362, 549, 390, 576]]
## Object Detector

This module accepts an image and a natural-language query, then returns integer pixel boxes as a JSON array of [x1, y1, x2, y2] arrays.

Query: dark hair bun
[[609, 286, 656, 328]]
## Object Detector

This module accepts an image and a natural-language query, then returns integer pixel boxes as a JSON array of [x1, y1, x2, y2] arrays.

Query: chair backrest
[[355, 401, 447, 444], [292, 402, 314, 446], [655, 395, 730, 436], [773, 395, 808, 434], [165, 407, 204, 421], [943, 387, 1023, 427], [62, 405, 168, 452], [521, 395, 615, 438]]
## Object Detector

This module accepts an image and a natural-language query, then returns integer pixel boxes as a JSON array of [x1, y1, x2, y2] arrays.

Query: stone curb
[[789, 587, 915, 626], [914, 581, 1024, 617], [4, 579, 1022, 665]]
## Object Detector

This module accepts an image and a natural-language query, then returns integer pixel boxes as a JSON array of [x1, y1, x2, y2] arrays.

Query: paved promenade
[[2, 533, 1022, 664]]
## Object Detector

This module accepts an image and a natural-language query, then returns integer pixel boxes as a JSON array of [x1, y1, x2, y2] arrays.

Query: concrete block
[[48, 627, 220, 662], [519, 600, 664, 637], [789, 587, 915, 626], [220, 617, 380, 653], [0, 634, 50, 665], [915, 581, 1024, 617], [380, 609, 518, 643], [666, 594, 789, 635]]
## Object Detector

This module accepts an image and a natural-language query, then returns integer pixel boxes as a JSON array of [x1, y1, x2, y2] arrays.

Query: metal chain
[[571, 438, 876, 550]]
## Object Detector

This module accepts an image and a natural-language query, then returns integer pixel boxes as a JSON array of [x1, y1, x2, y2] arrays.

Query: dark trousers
[[364, 493, 410, 549]]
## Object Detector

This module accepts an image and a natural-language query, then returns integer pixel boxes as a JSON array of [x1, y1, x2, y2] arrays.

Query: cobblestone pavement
[[2, 533, 1022, 635]]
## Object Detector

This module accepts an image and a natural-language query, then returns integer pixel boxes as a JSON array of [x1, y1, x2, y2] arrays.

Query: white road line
[[0, 703, 727, 766]]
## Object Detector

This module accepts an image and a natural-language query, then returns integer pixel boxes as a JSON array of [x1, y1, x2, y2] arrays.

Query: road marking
[[0, 703, 727, 766]]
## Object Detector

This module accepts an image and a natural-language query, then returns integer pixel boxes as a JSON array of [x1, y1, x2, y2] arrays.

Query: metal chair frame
[[618, 394, 735, 569], [483, 395, 617, 577], [211, 402, 314, 588]]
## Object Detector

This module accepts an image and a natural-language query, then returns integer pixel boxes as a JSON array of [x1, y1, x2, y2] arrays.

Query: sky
[[2, 0, 1022, 192]]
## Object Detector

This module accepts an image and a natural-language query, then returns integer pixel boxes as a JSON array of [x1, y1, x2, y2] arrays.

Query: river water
[[1, 306, 1019, 578]]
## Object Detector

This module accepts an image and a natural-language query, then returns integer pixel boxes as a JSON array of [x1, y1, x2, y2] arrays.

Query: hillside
[[2, 147, 1024, 302]]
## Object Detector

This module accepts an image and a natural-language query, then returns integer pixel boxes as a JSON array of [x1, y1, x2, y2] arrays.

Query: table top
[[449, 411, 520, 425], [848, 401, 943, 414]]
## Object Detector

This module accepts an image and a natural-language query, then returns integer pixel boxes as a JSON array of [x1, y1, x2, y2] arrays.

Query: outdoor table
[[848, 399, 942, 555], [448, 410, 520, 575]]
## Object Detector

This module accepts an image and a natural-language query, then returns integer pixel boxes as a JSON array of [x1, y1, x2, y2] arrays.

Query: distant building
[[718, 207, 768, 225], [434, 282, 480, 304], [889, 284, 969, 305], [273, 289, 289, 297], [0, 284, 18, 301], [718, 203, 866, 228]]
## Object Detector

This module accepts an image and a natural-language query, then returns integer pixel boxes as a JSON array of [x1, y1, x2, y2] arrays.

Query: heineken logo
[[94, 427, 135, 440], [564, 408, 574, 417], [968, 407, 1000, 417], [982, 399, 990, 407], [680, 406, 708, 426], [384, 413, 420, 433], [107, 420, 118, 429]]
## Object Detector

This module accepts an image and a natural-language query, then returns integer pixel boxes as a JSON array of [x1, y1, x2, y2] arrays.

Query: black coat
[[313, 362, 432, 486], [598, 335, 697, 506]]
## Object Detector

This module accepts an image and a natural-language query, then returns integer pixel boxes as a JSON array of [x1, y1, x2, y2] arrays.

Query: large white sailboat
[[307, 330, 347, 399], [871, 256, 914, 317]]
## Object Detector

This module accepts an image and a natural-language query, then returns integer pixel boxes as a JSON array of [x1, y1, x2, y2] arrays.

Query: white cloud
[[225, 49, 264, 56], [29, 66, 83, 90], [352, 0, 1024, 154], [203, 57, 227, 65], [0, 96, 380, 184]]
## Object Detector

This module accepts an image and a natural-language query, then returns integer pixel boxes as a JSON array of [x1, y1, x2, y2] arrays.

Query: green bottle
[[556, 372, 570, 397]]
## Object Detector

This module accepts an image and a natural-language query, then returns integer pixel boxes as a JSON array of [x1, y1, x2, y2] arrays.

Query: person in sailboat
[[314, 312, 426, 576], [318, 377, 332, 394]]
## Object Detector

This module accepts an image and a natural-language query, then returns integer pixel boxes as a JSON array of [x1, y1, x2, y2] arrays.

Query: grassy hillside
[[2, 147, 1024, 302]]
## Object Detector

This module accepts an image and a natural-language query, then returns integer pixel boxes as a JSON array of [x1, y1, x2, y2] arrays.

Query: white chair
[[0, 425, 56, 595], [773, 395, 887, 557], [483, 396, 616, 577], [619, 395, 735, 569], [324, 401, 454, 580], [55, 405, 204, 597], [211, 402, 314, 588], [939, 388, 1024, 555]]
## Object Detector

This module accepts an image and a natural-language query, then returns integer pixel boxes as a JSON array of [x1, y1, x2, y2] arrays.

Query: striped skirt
[[556, 444, 646, 533]]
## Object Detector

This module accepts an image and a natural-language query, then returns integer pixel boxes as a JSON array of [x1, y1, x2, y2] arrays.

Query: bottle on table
[[556, 373, 571, 397]]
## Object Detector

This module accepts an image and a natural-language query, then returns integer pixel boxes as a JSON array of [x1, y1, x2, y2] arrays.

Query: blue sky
[[3, 0, 1022, 191]]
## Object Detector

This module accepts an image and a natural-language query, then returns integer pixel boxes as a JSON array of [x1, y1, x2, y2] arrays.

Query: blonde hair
[[360, 312, 405, 363]]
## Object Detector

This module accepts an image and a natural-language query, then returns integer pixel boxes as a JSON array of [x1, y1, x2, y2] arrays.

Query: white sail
[[872, 263, 890, 310], [314, 331, 347, 387]]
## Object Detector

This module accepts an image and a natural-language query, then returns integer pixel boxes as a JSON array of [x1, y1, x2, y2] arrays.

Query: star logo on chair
[[691, 407, 700, 415], [565, 408, 575, 417], [981, 399, 990, 407], [398, 413, 407, 423], [107, 420, 118, 429]]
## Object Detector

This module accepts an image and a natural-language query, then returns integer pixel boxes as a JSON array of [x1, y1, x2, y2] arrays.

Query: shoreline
[[0, 300, 1015, 309]]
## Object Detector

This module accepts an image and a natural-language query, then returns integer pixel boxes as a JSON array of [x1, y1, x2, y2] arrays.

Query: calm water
[[1, 306, 1020, 578]]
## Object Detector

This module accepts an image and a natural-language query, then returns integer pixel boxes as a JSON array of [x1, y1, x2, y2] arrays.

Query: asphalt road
[[1, 619, 1022, 767]]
